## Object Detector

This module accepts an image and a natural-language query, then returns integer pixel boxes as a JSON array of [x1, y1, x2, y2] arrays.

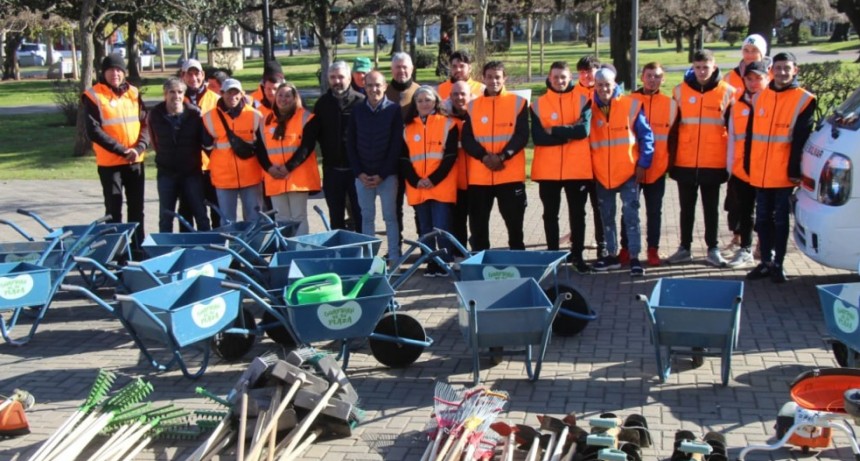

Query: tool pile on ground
[[28, 369, 211, 461], [188, 348, 364, 460], [0, 388, 35, 437]]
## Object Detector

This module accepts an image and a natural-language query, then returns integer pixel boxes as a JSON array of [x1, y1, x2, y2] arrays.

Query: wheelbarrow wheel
[[262, 312, 297, 348], [833, 341, 860, 367], [547, 284, 592, 337], [211, 309, 257, 361], [369, 312, 426, 368]]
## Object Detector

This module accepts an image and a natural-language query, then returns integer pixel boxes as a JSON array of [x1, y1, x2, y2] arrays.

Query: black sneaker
[[593, 255, 621, 272], [630, 258, 644, 277], [771, 264, 788, 283], [746, 262, 772, 280], [571, 258, 592, 274], [423, 261, 440, 278]]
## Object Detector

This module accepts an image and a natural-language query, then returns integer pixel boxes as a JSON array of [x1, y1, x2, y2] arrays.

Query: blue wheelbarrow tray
[[121, 249, 233, 293], [118, 275, 241, 348], [287, 258, 378, 285], [141, 232, 230, 258], [284, 230, 381, 258], [454, 278, 564, 384], [279, 275, 394, 343], [0, 262, 53, 309], [44, 222, 138, 243], [639, 278, 743, 386], [0, 241, 63, 267], [817, 282, 860, 366], [459, 250, 569, 283]]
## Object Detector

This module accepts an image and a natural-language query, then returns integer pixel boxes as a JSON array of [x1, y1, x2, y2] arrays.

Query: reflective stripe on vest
[[465, 92, 527, 185], [673, 81, 733, 169], [262, 108, 320, 195], [748, 88, 814, 188], [84, 84, 144, 167], [589, 96, 640, 189], [202, 105, 264, 189], [404, 114, 457, 205], [531, 91, 593, 180]]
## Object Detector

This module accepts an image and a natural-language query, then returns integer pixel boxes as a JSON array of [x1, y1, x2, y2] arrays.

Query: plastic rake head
[[82, 369, 117, 411], [195, 386, 232, 409]]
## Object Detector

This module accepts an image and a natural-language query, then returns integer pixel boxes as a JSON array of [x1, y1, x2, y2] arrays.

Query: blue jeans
[[620, 176, 665, 250], [355, 175, 400, 260], [754, 187, 793, 265], [215, 184, 263, 223], [157, 171, 210, 232], [415, 200, 454, 262], [323, 167, 362, 232], [596, 176, 641, 258]]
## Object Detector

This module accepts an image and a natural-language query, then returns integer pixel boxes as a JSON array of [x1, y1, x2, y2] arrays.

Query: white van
[[793, 90, 860, 271], [342, 27, 374, 45]]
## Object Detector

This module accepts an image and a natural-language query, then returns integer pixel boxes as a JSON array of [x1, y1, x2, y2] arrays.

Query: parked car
[[793, 88, 860, 271], [111, 42, 127, 58], [17, 43, 48, 67]]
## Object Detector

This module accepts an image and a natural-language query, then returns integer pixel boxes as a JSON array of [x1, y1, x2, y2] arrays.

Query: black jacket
[[147, 102, 205, 175], [312, 89, 366, 170]]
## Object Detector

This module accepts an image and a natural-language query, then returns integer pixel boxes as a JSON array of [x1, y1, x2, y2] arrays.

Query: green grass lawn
[[812, 37, 860, 53]]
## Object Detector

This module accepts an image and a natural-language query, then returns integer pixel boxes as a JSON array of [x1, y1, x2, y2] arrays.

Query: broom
[[422, 381, 467, 461], [440, 390, 508, 461]]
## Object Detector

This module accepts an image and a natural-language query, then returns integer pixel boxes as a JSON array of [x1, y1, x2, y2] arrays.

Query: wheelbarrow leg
[[469, 300, 481, 386], [531, 291, 571, 381]]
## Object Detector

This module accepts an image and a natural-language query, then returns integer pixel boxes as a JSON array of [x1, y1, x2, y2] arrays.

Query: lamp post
[[631, 0, 639, 90]]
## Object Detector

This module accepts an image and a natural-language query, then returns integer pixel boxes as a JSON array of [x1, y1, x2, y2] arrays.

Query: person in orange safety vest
[[259, 82, 321, 236], [461, 61, 529, 251], [588, 66, 654, 276], [401, 86, 459, 277], [443, 80, 474, 257], [436, 50, 485, 100], [744, 52, 816, 283], [201, 78, 266, 223], [82, 53, 149, 252]]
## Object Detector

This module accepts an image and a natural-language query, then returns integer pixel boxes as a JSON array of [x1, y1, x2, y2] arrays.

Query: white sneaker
[[706, 248, 729, 268], [665, 246, 692, 264], [728, 248, 754, 268]]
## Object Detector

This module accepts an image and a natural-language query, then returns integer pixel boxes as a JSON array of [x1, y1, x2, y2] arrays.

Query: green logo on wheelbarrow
[[185, 264, 215, 279], [318, 301, 362, 330], [833, 299, 859, 334], [0, 274, 34, 300], [482, 265, 521, 280], [191, 297, 227, 329]]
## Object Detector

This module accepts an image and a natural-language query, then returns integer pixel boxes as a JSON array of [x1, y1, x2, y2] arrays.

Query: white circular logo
[[688, 96, 697, 104], [413, 134, 421, 142], [759, 108, 765, 116], [109, 100, 118, 107], [597, 120, 604, 127], [742, 109, 750, 116], [269, 127, 276, 134], [551, 113, 558, 120], [481, 116, 489, 124]]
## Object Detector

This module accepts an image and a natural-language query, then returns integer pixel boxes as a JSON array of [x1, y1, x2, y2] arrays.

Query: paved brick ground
[[0, 179, 857, 460]]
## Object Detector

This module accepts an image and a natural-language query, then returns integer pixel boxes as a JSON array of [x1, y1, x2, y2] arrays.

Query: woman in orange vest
[[400, 86, 459, 277], [259, 82, 321, 235]]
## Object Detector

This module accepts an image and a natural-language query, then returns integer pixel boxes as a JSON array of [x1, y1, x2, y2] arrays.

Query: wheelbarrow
[[141, 232, 233, 258], [283, 230, 381, 258], [816, 282, 860, 367], [170, 208, 300, 257], [63, 275, 256, 379], [229, 272, 432, 369], [453, 278, 571, 385], [15, 208, 137, 263], [636, 278, 743, 386]]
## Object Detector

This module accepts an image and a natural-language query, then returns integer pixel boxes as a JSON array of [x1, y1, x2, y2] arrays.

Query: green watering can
[[287, 257, 386, 305]]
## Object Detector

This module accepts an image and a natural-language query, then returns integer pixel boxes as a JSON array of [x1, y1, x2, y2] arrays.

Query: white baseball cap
[[221, 78, 243, 93], [182, 58, 203, 73]]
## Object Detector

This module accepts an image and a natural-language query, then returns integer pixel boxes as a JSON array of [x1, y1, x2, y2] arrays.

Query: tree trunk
[[71, 30, 80, 80], [475, 0, 489, 69], [747, 0, 777, 53], [526, 14, 532, 82], [686, 31, 696, 63], [539, 15, 544, 75], [441, 7, 455, 46], [830, 22, 851, 42], [675, 30, 683, 53], [610, 0, 632, 90], [656, 29, 662, 47], [836, 0, 860, 50], [790, 20, 801, 46], [74, 0, 98, 157], [2, 33, 23, 81], [127, 16, 142, 86]]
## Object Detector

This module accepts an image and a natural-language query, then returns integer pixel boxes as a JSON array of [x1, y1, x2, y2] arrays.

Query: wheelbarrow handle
[[162, 210, 196, 232], [431, 227, 470, 255], [313, 205, 331, 231], [634, 294, 649, 303], [221, 280, 291, 327], [61, 283, 116, 313], [211, 245, 266, 280], [218, 267, 270, 299], [0, 218, 35, 241], [73, 255, 121, 284], [17, 208, 55, 232]]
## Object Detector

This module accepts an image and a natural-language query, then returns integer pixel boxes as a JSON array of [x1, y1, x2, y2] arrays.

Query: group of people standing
[[83, 33, 814, 282]]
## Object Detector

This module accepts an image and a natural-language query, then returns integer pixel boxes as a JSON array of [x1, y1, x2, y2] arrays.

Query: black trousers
[[451, 188, 469, 255], [468, 182, 527, 251], [179, 170, 220, 231], [588, 182, 606, 253], [538, 180, 591, 258], [323, 167, 362, 231], [677, 181, 721, 250], [725, 176, 756, 248], [97, 163, 145, 248]]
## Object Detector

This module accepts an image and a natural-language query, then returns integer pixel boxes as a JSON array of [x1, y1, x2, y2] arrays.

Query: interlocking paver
[[0, 178, 857, 460]]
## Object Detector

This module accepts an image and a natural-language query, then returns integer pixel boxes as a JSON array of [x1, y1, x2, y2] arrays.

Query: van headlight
[[818, 153, 852, 206]]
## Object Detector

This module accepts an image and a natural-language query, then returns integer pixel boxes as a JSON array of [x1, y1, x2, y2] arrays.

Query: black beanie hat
[[101, 53, 127, 74], [263, 60, 284, 81]]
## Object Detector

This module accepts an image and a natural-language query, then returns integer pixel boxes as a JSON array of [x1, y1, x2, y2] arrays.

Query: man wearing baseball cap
[[82, 53, 149, 253], [350, 57, 372, 94], [250, 60, 285, 117]]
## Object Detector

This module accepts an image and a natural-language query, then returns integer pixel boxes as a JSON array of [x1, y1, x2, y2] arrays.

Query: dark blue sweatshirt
[[346, 96, 404, 178]]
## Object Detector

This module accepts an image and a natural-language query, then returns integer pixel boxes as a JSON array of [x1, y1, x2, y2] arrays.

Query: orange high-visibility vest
[[531, 90, 592, 180], [728, 96, 755, 183], [630, 90, 676, 184], [437, 78, 484, 100], [83, 83, 144, 167], [589, 95, 641, 189], [748, 87, 814, 188], [202, 105, 264, 189], [262, 108, 321, 196], [572, 82, 593, 102], [673, 81, 734, 170], [186, 88, 220, 171], [449, 117, 469, 191], [466, 91, 527, 186], [404, 114, 458, 205], [724, 68, 745, 101]]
